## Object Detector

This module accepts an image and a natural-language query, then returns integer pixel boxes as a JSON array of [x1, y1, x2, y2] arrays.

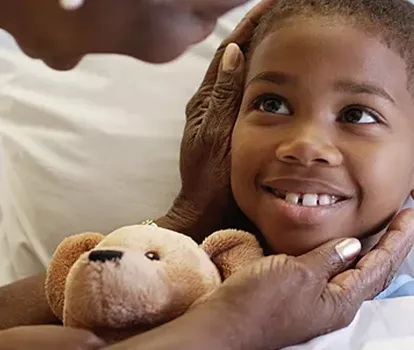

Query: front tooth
[[302, 194, 318, 206], [318, 195, 331, 206], [285, 193, 300, 205]]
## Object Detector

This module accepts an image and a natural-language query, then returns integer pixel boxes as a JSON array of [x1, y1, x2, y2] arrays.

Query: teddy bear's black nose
[[88, 250, 123, 263]]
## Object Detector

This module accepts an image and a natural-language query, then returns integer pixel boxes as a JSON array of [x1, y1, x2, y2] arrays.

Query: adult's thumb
[[297, 238, 362, 282], [201, 43, 245, 133], [216, 42, 245, 98]]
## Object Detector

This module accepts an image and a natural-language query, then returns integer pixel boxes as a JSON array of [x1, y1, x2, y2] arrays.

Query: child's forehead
[[246, 18, 409, 90], [248, 0, 414, 95]]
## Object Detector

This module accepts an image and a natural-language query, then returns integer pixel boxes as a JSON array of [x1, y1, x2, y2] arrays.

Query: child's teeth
[[302, 194, 318, 206], [318, 195, 331, 206], [275, 190, 343, 206], [285, 193, 300, 205]]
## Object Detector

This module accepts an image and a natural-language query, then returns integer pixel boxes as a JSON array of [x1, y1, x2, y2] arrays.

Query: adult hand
[[158, 0, 277, 241], [2, 0, 256, 69], [0, 325, 105, 350], [102, 209, 414, 350], [199, 209, 414, 350]]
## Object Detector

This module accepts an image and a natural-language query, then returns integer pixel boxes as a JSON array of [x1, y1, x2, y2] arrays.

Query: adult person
[[1, 0, 254, 69], [0, 0, 414, 349]]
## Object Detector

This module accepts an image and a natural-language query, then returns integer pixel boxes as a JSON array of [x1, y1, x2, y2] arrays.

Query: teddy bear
[[44, 224, 263, 342]]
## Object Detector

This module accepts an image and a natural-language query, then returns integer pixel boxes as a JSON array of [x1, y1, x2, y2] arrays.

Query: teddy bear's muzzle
[[63, 250, 177, 329]]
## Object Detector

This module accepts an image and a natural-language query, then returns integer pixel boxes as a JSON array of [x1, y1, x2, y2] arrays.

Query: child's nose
[[275, 125, 342, 167]]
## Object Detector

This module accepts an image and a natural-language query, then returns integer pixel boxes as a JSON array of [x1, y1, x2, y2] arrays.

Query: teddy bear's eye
[[145, 251, 160, 261]]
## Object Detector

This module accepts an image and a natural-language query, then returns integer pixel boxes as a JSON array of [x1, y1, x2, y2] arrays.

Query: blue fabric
[[375, 274, 414, 300]]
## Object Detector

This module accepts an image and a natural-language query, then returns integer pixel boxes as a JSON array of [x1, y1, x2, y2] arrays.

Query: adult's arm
[[0, 275, 60, 329]]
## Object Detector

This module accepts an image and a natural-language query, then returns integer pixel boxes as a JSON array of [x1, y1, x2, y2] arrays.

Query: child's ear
[[45, 232, 104, 321]]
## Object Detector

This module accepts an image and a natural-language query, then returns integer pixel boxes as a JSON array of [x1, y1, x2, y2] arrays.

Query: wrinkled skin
[[161, 0, 278, 243], [205, 209, 414, 349], [2, 0, 252, 69]]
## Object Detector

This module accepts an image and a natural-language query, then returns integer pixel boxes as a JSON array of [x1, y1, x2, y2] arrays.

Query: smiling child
[[231, 0, 414, 298]]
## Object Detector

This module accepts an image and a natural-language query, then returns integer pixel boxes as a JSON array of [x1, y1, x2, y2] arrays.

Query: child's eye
[[253, 94, 291, 115], [339, 106, 379, 124]]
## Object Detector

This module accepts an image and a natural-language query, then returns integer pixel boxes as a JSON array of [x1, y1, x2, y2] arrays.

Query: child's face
[[231, 18, 414, 255]]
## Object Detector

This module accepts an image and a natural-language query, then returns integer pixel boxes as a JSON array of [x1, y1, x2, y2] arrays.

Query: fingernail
[[335, 238, 362, 262], [222, 43, 240, 72]]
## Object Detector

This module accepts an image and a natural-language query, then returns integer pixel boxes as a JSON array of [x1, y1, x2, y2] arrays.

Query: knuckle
[[298, 261, 314, 278], [292, 259, 317, 282], [213, 79, 238, 104]]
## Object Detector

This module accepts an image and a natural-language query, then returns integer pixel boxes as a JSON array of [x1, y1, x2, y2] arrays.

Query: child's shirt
[[375, 274, 414, 300]]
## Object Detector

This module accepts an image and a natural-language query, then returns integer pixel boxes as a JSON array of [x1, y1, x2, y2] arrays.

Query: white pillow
[[0, 2, 260, 286]]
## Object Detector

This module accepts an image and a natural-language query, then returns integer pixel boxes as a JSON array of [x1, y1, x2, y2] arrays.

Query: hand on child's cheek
[[199, 209, 414, 350]]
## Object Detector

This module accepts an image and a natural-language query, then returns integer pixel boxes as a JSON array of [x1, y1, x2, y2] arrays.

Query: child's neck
[[360, 230, 385, 256]]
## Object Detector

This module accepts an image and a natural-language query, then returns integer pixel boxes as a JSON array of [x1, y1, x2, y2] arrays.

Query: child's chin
[[260, 227, 352, 257]]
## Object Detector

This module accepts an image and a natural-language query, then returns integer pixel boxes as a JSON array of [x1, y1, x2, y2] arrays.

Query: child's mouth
[[262, 185, 346, 207]]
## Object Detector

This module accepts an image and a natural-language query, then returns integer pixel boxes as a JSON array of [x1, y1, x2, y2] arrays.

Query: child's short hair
[[250, 0, 414, 89]]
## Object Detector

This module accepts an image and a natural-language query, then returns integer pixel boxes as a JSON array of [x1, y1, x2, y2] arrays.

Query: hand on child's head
[[230, 0, 414, 256], [0, 325, 105, 350], [168, 0, 279, 240]]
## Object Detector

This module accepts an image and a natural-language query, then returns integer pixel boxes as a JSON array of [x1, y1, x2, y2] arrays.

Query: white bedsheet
[[285, 297, 414, 350]]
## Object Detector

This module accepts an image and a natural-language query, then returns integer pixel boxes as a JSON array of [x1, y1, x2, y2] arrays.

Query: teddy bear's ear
[[201, 229, 263, 280], [45, 232, 104, 321]]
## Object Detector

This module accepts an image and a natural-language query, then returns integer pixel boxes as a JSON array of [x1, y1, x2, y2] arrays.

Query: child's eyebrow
[[246, 71, 298, 87], [247, 71, 396, 105], [334, 81, 396, 105]]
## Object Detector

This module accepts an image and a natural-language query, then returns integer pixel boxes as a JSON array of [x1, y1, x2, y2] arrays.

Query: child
[[1, 0, 414, 347], [230, 0, 414, 298]]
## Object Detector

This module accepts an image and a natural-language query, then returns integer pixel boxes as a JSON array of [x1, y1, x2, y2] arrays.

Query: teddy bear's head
[[45, 225, 263, 333]]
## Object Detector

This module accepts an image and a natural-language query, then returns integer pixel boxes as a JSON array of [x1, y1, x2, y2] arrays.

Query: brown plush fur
[[45, 225, 263, 343], [45, 232, 104, 320], [202, 229, 264, 279]]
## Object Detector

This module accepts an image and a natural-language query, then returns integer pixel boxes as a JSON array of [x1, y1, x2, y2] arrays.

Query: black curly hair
[[249, 0, 414, 88]]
